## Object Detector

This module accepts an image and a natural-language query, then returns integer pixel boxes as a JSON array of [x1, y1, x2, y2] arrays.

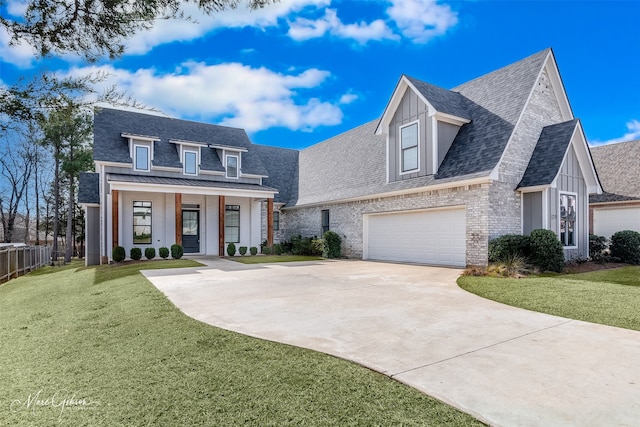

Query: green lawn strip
[[1, 261, 482, 426], [458, 267, 640, 331], [231, 255, 325, 264]]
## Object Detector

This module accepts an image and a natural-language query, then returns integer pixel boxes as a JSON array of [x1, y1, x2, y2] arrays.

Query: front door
[[182, 210, 200, 253]]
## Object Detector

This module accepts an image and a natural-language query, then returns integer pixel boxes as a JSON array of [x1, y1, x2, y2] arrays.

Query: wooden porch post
[[218, 196, 225, 256], [267, 198, 274, 247], [111, 190, 119, 248], [175, 193, 182, 245]]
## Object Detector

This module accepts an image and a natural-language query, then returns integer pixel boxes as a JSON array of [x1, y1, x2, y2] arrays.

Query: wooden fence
[[0, 245, 51, 284]]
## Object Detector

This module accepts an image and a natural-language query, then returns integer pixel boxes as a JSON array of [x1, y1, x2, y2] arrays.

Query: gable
[[590, 140, 640, 203]]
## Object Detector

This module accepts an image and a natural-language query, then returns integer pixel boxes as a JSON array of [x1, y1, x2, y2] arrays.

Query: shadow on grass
[[92, 259, 203, 285]]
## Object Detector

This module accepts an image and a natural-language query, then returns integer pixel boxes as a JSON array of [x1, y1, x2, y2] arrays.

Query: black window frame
[[321, 209, 330, 235], [273, 211, 280, 231], [225, 204, 240, 243], [133, 201, 152, 244]]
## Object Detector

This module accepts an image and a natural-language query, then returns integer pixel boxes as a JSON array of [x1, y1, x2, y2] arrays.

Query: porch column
[[218, 196, 225, 256], [267, 198, 274, 247], [112, 190, 119, 248], [175, 193, 182, 246]]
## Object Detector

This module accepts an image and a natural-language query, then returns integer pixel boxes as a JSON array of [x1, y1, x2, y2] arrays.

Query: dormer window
[[134, 145, 150, 171], [184, 150, 198, 176], [226, 155, 239, 179], [400, 121, 419, 173]]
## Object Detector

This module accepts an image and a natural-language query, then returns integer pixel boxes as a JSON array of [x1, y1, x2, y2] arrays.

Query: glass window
[[135, 145, 149, 171], [560, 193, 577, 247], [273, 211, 280, 231], [184, 151, 197, 175], [226, 155, 238, 178], [182, 211, 198, 236], [225, 205, 240, 243], [133, 201, 152, 244], [321, 209, 330, 235], [400, 122, 418, 173]]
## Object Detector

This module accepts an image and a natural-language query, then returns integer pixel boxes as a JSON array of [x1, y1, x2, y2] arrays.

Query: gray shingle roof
[[405, 75, 469, 119], [107, 173, 278, 193], [93, 108, 268, 176], [590, 140, 640, 203], [436, 48, 551, 178], [518, 119, 578, 188], [251, 144, 299, 205], [78, 172, 100, 204]]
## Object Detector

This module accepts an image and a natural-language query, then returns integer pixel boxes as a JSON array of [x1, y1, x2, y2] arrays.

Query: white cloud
[[339, 92, 358, 104], [125, 0, 330, 54], [592, 119, 640, 146], [0, 27, 36, 68], [288, 8, 397, 44], [63, 62, 345, 132], [387, 0, 458, 43]]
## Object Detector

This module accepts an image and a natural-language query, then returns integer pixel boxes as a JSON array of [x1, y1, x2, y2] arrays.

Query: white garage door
[[593, 207, 640, 239], [365, 208, 466, 267]]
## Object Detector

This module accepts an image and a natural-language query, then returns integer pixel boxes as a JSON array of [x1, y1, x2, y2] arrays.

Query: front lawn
[[0, 261, 482, 426], [458, 266, 640, 331]]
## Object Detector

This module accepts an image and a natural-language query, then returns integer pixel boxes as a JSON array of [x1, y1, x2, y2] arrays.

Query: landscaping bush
[[285, 234, 321, 256], [323, 231, 342, 259], [610, 230, 640, 265], [170, 244, 183, 260], [239, 246, 247, 256], [529, 229, 565, 273], [226, 242, 237, 257], [145, 247, 156, 260], [262, 246, 272, 255], [112, 246, 126, 262], [130, 247, 142, 261], [159, 246, 170, 259], [312, 238, 324, 256], [488, 234, 530, 263], [589, 234, 608, 263], [273, 244, 283, 255], [249, 246, 258, 256]]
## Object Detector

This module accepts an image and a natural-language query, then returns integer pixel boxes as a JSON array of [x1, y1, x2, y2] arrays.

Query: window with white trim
[[226, 155, 238, 179], [184, 150, 197, 175], [225, 205, 240, 243], [133, 201, 152, 244], [559, 192, 577, 247], [134, 145, 150, 171], [400, 122, 419, 173]]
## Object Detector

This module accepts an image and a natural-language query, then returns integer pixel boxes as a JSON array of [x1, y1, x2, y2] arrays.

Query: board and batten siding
[[388, 89, 433, 181], [548, 145, 588, 260], [437, 121, 460, 169], [522, 191, 543, 235]]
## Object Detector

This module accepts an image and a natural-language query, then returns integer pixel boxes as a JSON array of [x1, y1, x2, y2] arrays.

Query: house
[[589, 140, 640, 238], [79, 48, 602, 267]]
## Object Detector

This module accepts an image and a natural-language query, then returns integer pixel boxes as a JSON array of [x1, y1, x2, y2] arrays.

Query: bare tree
[[0, 140, 35, 243]]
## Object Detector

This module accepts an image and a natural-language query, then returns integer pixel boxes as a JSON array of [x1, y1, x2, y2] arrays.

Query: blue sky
[[1, 0, 639, 149]]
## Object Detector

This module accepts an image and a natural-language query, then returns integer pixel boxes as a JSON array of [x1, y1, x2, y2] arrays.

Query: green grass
[[458, 266, 640, 331], [231, 255, 324, 264], [0, 261, 482, 426]]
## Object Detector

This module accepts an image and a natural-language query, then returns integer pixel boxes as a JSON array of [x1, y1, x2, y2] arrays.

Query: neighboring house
[[79, 48, 602, 267], [589, 140, 640, 238]]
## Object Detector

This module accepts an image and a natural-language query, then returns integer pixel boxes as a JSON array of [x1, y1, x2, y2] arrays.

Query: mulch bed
[[563, 262, 629, 274]]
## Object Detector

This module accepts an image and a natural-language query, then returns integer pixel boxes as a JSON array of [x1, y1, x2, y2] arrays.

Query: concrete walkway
[[143, 259, 640, 427]]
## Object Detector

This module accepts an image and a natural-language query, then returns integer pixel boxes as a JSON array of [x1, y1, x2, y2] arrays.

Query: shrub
[[239, 246, 247, 256], [323, 231, 342, 259], [529, 229, 565, 272], [112, 246, 126, 262], [262, 246, 272, 255], [159, 246, 170, 259], [311, 238, 324, 256], [130, 247, 142, 261], [170, 244, 183, 260], [226, 242, 237, 257], [589, 234, 608, 262], [462, 266, 487, 276], [144, 247, 156, 260], [610, 230, 640, 265], [249, 246, 258, 256], [488, 234, 530, 263], [488, 254, 532, 278], [273, 244, 283, 255]]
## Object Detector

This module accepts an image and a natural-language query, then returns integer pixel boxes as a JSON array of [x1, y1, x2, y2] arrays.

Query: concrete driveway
[[143, 259, 640, 427]]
